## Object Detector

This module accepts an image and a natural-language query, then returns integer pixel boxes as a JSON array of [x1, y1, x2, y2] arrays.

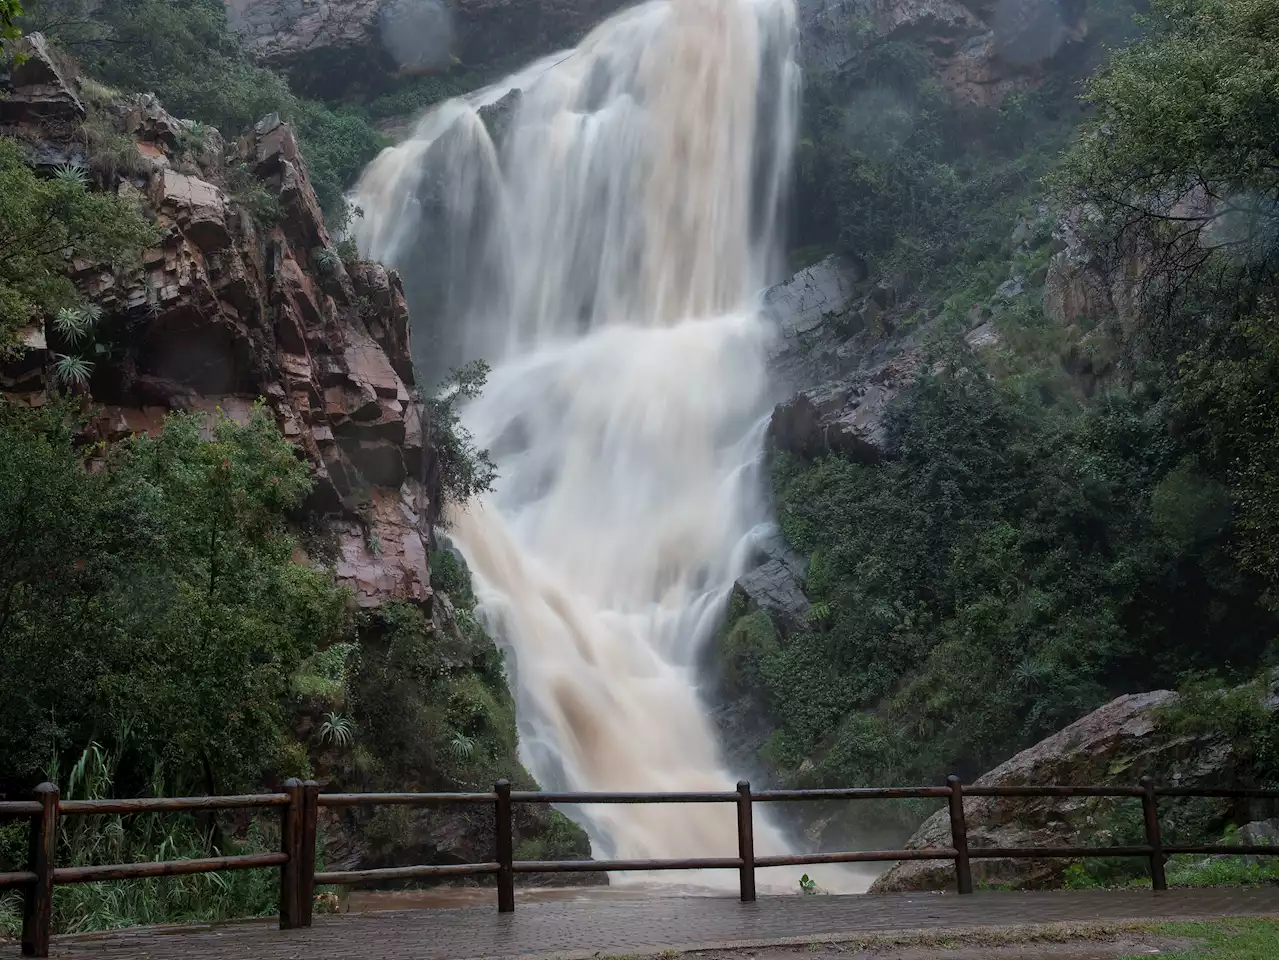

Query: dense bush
[[761, 356, 1274, 814], [0, 401, 351, 796], [791, 41, 1079, 290], [0, 139, 156, 352]]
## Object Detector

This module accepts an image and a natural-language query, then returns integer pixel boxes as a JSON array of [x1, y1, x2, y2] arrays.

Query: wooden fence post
[[736, 781, 756, 903], [1140, 776, 1167, 892], [279, 778, 303, 929], [299, 780, 320, 926], [494, 780, 515, 913], [947, 775, 973, 895], [22, 782, 58, 958]]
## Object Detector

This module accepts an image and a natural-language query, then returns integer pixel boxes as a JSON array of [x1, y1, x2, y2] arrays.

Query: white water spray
[[352, 0, 874, 893]]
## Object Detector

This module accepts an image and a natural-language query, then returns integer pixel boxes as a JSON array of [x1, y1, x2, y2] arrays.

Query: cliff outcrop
[[800, 0, 1088, 104], [3, 35, 430, 611], [226, 0, 629, 98]]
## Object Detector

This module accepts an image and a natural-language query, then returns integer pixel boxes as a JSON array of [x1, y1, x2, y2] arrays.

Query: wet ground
[[6, 888, 1272, 959]]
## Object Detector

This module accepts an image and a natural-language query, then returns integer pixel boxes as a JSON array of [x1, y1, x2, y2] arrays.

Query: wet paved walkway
[[5, 888, 1275, 960]]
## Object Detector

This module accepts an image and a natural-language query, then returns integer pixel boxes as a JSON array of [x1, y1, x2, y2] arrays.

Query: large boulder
[[870, 690, 1274, 892], [732, 530, 811, 634], [761, 254, 865, 392], [769, 350, 921, 463]]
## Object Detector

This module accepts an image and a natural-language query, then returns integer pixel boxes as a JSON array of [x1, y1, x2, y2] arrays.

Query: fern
[[806, 600, 832, 624]]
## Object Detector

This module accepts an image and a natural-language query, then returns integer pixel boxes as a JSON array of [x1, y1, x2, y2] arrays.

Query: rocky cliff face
[[800, 0, 1088, 104], [870, 690, 1276, 892], [226, 0, 1086, 105], [226, 0, 629, 98], [2, 35, 430, 611]]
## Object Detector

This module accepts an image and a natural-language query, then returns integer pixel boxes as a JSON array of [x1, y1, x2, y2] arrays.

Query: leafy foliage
[[761, 356, 1273, 814], [1056, 0, 1277, 295], [0, 740, 278, 936], [793, 42, 1080, 291], [0, 138, 155, 352], [2, 0, 22, 45], [350, 600, 524, 790], [423, 361, 498, 520], [0, 401, 351, 796], [21, 0, 292, 136]]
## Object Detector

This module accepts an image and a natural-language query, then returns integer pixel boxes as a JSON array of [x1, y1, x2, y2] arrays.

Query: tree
[[0, 402, 350, 796], [420, 360, 497, 534], [2, 0, 21, 44], [0, 139, 155, 352], [1056, 0, 1278, 317]]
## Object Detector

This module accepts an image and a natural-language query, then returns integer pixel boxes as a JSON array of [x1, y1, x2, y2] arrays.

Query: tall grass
[[0, 741, 278, 939]]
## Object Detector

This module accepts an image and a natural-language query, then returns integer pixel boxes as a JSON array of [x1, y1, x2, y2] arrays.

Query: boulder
[[769, 351, 921, 464], [155, 169, 231, 251], [764, 254, 862, 343], [870, 690, 1273, 892], [964, 319, 1000, 349], [732, 531, 811, 634], [761, 254, 865, 390]]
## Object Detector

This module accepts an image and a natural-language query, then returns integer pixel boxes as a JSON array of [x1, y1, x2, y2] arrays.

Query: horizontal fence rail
[[1, 775, 1275, 957]]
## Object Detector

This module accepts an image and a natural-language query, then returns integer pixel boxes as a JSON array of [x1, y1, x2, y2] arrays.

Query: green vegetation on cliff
[[0, 139, 156, 352], [14, 0, 480, 223], [749, 0, 1277, 829]]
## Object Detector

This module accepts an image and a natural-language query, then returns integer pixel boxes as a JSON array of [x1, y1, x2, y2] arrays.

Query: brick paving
[[4, 888, 1274, 960]]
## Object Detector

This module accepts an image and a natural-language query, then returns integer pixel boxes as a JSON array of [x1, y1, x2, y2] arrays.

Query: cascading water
[[351, 0, 874, 893]]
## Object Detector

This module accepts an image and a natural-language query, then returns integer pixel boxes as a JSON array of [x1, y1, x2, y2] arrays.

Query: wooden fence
[[1, 777, 1276, 957]]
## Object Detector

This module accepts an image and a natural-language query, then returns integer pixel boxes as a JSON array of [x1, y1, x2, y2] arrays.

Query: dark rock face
[[226, 0, 629, 98], [769, 350, 922, 464], [797, 0, 1087, 105], [733, 531, 811, 634], [0, 33, 85, 123], [870, 690, 1276, 892]]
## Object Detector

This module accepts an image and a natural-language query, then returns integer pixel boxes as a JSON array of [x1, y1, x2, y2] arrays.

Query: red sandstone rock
[[0, 57, 435, 611]]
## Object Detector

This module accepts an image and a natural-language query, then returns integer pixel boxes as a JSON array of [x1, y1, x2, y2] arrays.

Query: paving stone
[[4, 888, 1274, 959]]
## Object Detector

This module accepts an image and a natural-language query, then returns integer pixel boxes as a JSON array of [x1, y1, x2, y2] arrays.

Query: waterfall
[[351, 0, 873, 893]]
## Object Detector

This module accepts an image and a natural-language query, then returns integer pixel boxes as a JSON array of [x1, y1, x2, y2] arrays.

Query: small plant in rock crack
[[319, 712, 355, 748], [799, 873, 817, 894], [53, 303, 102, 346], [52, 353, 94, 389], [314, 246, 341, 275], [53, 162, 90, 188]]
